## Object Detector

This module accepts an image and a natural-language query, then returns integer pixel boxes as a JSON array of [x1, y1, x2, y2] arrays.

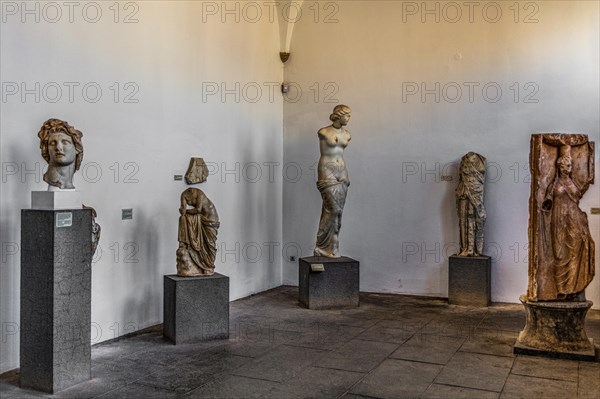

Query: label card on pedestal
[[55, 212, 73, 228], [310, 263, 325, 272]]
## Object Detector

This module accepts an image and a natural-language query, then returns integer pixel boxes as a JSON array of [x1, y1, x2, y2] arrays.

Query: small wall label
[[122, 209, 133, 220], [56, 212, 73, 228]]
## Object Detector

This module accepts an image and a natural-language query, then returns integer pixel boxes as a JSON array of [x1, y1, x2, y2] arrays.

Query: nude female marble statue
[[37, 118, 83, 190], [314, 105, 352, 258], [177, 187, 220, 276]]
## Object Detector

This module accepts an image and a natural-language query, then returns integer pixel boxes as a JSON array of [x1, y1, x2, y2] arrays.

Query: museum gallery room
[[0, 0, 599, 398]]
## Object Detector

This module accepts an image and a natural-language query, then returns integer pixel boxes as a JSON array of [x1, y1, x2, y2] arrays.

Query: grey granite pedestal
[[514, 296, 597, 361], [20, 209, 93, 393], [163, 274, 229, 344], [299, 256, 359, 310], [448, 255, 491, 307]]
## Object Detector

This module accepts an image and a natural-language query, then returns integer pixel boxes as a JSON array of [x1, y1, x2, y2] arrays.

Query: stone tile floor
[[1, 286, 599, 399]]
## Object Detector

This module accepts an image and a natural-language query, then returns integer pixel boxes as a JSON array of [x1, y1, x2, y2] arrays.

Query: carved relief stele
[[527, 134, 595, 301]]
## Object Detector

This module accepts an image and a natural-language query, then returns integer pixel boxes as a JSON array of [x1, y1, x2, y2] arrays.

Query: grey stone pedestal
[[299, 256, 359, 310], [448, 255, 491, 307], [514, 296, 597, 361], [163, 274, 229, 344], [20, 209, 93, 393]]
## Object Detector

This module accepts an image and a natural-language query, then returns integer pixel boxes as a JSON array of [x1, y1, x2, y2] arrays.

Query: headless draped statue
[[176, 188, 220, 276], [314, 105, 352, 258], [456, 152, 486, 256]]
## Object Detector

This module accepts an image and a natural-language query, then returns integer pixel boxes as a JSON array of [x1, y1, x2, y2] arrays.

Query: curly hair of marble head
[[38, 118, 84, 170], [329, 105, 352, 123]]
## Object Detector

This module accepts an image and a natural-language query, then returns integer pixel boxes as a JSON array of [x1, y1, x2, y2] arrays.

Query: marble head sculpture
[[38, 118, 83, 190], [455, 152, 486, 257], [314, 104, 352, 258]]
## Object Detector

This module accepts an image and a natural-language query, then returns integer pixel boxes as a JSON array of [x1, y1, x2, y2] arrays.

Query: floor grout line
[[498, 353, 518, 398], [4, 287, 599, 399], [426, 381, 503, 394]]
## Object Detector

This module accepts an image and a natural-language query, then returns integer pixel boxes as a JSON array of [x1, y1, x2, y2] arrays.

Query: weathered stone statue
[[456, 152, 486, 256], [185, 157, 209, 185], [515, 133, 596, 360], [177, 187, 220, 276], [527, 134, 595, 301], [38, 118, 83, 190], [314, 105, 352, 258]]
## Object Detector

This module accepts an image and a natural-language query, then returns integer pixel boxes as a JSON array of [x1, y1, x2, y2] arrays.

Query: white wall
[[282, 1, 599, 307], [1, 1, 283, 373]]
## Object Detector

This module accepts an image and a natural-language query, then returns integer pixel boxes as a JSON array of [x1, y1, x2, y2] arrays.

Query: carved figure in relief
[[527, 134, 595, 301], [540, 145, 595, 300]]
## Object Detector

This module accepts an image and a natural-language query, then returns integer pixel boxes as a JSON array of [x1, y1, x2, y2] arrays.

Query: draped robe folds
[[456, 154, 486, 256], [315, 179, 349, 257], [456, 159, 486, 219], [178, 212, 219, 275], [543, 177, 595, 298]]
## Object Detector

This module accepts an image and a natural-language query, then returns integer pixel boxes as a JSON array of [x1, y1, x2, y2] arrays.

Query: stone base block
[[20, 209, 93, 393], [31, 191, 82, 210], [163, 273, 229, 344], [299, 256, 359, 310], [448, 255, 491, 307], [514, 296, 597, 361]]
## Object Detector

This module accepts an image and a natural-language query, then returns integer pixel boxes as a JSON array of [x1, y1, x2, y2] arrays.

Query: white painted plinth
[[31, 191, 82, 210]]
